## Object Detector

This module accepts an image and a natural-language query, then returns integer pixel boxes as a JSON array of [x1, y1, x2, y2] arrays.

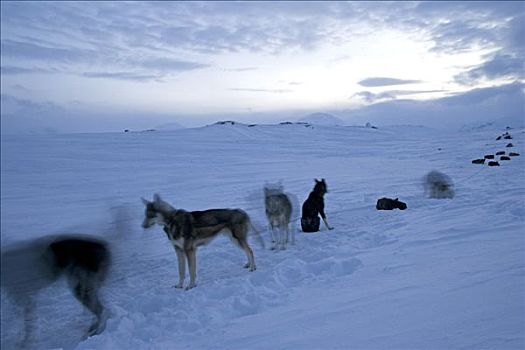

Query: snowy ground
[[1, 122, 524, 349]]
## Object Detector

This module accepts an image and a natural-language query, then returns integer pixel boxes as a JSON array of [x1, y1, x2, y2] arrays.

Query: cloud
[[1, 94, 66, 134], [229, 88, 293, 94], [1, 39, 92, 62], [82, 72, 164, 82], [223, 67, 259, 72], [81, 58, 210, 81], [158, 17, 326, 55], [362, 3, 524, 82], [455, 53, 525, 85], [412, 3, 524, 84], [352, 91, 390, 104], [413, 2, 523, 52], [1, 38, 209, 81], [10, 84, 32, 93], [1, 1, 523, 118], [2, 2, 523, 58], [0, 93, 186, 134], [0, 2, 362, 63], [506, 14, 525, 55], [1, 94, 64, 114], [133, 57, 209, 72], [358, 77, 422, 87], [0, 66, 51, 75], [440, 81, 524, 106], [1, 2, 523, 81], [341, 82, 525, 129], [352, 90, 444, 103], [1, 3, 210, 81]]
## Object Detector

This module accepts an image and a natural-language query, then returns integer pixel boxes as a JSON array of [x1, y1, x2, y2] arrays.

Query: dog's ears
[[153, 193, 162, 203], [395, 197, 398, 201], [152, 194, 176, 211], [141, 197, 150, 206], [315, 178, 320, 183], [321, 178, 326, 183]]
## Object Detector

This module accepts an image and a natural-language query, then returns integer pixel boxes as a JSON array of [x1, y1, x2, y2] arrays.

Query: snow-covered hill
[[1, 123, 524, 349], [298, 112, 345, 126]]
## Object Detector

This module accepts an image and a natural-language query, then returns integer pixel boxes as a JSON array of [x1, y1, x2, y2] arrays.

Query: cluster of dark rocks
[[496, 131, 513, 140], [472, 131, 520, 166], [279, 121, 313, 128]]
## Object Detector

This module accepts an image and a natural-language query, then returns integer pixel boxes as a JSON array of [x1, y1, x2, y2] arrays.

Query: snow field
[[1, 123, 523, 349]]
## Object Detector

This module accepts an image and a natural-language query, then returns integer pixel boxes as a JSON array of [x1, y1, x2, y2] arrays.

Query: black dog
[[376, 197, 407, 210], [301, 179, 334, 232], [1, 235, 111, 346]]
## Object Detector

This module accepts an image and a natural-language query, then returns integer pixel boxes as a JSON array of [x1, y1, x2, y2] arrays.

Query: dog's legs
[[239, 240, 256, 271], [249, 222, 266, 249], [282, 224, 290, 250], [185, 248, 197, 290], [323, 218, 334, 230], [289, 222, 295, 245], [69, 273, 106, 337], [174, 246, 186, 289], [269, 222, 278, 250], [19, 298, 36, 349], [276, 226, 284, 250], [231, 225, 256, 270]]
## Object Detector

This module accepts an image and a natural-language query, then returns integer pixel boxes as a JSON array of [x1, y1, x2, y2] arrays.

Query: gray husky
[[1, 234, 111, 347], [141, 194, 260, 289], [264, 185, 293, 250]]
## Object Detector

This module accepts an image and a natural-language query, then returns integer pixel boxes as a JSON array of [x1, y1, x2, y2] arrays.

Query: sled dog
[[141, 194, 260, 289], [1, 234, 111, 347], [423, 170, 455, 199], [376, 197, 407, 210], [264, 185, 293, 250], [301, 179, 334, 232]]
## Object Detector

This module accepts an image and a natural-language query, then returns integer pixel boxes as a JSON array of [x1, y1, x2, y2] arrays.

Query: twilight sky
[[1, 1, 524, 133]]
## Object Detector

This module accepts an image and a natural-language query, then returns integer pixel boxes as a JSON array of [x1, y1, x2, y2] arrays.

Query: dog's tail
[[249, 221, 266, 249]]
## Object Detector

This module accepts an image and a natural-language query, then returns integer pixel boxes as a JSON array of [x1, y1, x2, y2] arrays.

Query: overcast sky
[[1, 1, 524, 133]]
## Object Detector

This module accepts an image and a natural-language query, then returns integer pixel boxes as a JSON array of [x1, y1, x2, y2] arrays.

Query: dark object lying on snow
[[500, 156, 511, 161], [509, 152, 520, 157], [472, 159, 485, 164], [484, 154, 495, 159], [496, 151, 505, 155], [506, 143, 514, 148], [376, 197, 407, 210], [488, 161, 500, 166], [423, 170, 455, 199], [497, 132, 512, 140]]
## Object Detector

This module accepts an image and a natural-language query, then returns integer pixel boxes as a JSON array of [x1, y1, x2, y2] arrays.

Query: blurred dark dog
[[301, 179, 334, 232], [423, 170, 455, 199], [1, 234, 111, 346]]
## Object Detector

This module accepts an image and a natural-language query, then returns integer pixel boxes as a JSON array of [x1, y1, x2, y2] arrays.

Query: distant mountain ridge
[[298, 112, 345, 126]]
